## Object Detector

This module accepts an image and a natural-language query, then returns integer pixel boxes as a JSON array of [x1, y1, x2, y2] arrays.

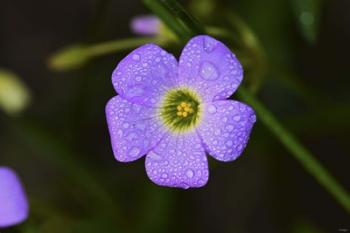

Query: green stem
[[143, 0, 189, 41], [85, 36, 168, 57], [237, 87, 350, 214], [144, 0, 350, 214], [160, 0, 204, 35]]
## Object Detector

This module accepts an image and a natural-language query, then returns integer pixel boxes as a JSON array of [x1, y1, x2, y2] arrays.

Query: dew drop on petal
[[233, 115, 241, 121], [132, 54, 140, 61], [203, 37, 218, 53], [161, 173, 168, 179], [250, 115, 257, 123], [135, 122, 146, 130], [126, 132, 138, 141], [126, 86, 144, 98], [226, 125, 234, 132], [208, 104, 217, 114], [117, 129, 123, 137], [186, 169, 194, 178], [135, 76, 142, 82], [148, 151, 162, 161], [129, 147, 141, 157], [200, 61, 219, 80]]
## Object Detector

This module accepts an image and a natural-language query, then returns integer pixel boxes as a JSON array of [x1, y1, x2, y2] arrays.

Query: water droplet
[[135, 122, 146, 130], [148, 151, 162, 160], [132, 54, 140, 61], [226, 140, 233, 147], [135, 76, 142, 81], [226, 125, 234, 132], [233, 115, 241, 121], [186, 169, 194, 178], [126, 86, 144, 98], [161, 173, 168, 179], [132, 104, 141, 113], [203, 36, 218, 53], [128, 147, 140, 157], [200, 61, 219, 80], [127, 132, 137, 141], [117, 129, 123, 137], [250, 115, 256, 123], [208, 104, 217, 114]]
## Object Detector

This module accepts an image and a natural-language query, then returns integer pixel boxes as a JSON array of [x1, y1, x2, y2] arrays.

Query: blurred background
[[1, 0, 349, 232]]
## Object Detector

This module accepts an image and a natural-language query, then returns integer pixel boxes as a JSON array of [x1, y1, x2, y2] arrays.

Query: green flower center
[[159, 88, 201, 132]]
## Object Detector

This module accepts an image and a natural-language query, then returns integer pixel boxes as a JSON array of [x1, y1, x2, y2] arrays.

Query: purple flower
[[0, 167, 29, 227], [130, 15, 161, 36], [106, 35, 256, 189]]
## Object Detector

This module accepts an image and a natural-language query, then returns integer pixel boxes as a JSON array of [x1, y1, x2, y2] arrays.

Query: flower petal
[[106, 96, 166, 162], [0, 167, 28, 228], [145, 132, 208, 189], [112, 44, 178, 107], [178, 35, 243, 102], [197, 100, 256, 161], [130, 15, 161, 36]]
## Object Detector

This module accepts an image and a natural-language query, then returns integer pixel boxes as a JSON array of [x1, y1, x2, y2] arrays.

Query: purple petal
[[0, 167, 28, 228], [112, 44, 178, 107], [145, 132, 208, 189], [130, 15, 161, 36], [197, 100, 256, 161], [106, 96, 166, 162], [178, 35, 243, 102]]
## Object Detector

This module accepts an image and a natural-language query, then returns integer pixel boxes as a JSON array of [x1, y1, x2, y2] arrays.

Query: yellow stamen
[[184, 106, 191, 112]]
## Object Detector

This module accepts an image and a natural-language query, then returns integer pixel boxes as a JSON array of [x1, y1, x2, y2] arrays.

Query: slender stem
[[85, 36, 168, 57], [160, 0, 204, 35], [143, 0, 188, 41], [144, 0, 350, 214], [237, 87, 350, 214]]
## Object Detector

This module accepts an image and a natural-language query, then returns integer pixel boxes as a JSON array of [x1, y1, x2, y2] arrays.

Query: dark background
[[1, 0, 349, 232]]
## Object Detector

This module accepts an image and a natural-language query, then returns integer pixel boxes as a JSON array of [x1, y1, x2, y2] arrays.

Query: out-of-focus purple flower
[[106, 35, 256, 189], [130, 15, 161, 36], [0, 167, 29, 228]]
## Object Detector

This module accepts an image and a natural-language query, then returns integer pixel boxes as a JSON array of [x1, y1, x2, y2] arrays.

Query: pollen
[[176, 102, 193, 118], [159, 87, 202, 132]]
